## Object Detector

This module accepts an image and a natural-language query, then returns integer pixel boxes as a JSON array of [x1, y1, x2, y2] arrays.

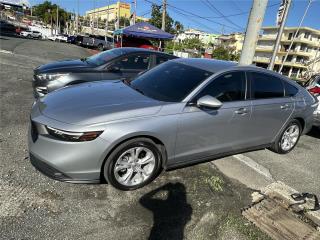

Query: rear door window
[[283, 81, 299, 97], [249, 72, 284, 99], [156, 55, 172, 65]]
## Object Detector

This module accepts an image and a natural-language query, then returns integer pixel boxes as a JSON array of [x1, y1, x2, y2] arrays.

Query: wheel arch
[[294, 117, 305, 132], [99, 134, 168, 181]]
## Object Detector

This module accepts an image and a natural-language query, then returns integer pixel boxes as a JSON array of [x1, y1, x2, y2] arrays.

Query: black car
[[33, 47, 177, 98]]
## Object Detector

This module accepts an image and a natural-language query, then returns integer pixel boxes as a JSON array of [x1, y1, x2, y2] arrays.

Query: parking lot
[[0, 36, 319, 239]]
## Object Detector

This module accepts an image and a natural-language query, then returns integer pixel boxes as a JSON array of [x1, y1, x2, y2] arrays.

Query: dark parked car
[[82, 35, 114, 50], [0, 20, 16, 34], [33, 47, 177, 97]]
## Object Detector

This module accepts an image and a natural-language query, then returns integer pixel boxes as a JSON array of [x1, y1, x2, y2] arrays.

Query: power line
[[202, 0, 244, 31], [194, 2, 280, 19], [230, 0, 245, 14], [168, 6, 222, 33], [142, 0, 222, 33], [143, 0, 241, 32]]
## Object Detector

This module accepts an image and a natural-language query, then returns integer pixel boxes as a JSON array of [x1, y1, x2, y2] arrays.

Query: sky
[[29, 0, 320, 34]]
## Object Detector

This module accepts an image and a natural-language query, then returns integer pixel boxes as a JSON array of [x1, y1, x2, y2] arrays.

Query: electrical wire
[[201, 0, 244, 31]]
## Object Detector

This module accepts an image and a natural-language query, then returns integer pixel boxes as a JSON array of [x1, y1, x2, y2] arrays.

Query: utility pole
[[117, 1, 120, 29], [133, 0, 137, 25], [239, 0, 268, 65], [105, 0, 110, 39], [56, 4, 59, 34], [161, 0, 166, 31], [76, 0, 79, 34], [278, 0, 313, 73], [268, 0, 291, 70]]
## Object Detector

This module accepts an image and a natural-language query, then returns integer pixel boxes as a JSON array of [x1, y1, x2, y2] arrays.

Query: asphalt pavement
[[0, 36, 270, 240]]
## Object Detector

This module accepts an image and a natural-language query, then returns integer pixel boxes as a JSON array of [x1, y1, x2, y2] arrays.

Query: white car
[[20, 30, 42, 39], [48, 34, 68, 42], [306, 75, 320, 128]]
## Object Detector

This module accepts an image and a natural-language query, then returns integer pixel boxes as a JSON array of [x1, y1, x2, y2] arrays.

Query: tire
[[27, 34, 31, 38], [97, 44, 104, 51], [103, 138, 163, 191], [269, 119, 301, 154]]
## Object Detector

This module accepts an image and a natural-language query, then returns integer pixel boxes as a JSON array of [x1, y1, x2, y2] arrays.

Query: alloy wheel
[[280, 124, 300, 151], [113, 147, 156, 187]]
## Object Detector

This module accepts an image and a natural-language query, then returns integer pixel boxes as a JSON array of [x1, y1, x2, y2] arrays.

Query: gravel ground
[[0, 36, 270, 240]]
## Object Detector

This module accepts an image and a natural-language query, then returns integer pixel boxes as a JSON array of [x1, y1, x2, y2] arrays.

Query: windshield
[[85, 48, 124, 66], [130, 61, 212, 102]]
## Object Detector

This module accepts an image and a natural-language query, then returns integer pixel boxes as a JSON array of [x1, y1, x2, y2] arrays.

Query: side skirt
[[166, 143, 272, 171]]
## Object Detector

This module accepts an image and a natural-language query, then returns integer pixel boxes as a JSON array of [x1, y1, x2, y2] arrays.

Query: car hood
[[38, 81, 163, 125], [34, 59, 92, 74]]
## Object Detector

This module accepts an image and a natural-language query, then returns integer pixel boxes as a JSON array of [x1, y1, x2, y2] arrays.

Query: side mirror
[[108, 66, 121, 72], [197, 95, 223, 109]]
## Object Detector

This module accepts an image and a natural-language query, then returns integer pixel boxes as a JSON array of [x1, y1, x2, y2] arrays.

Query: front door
[[174, 71, 252, 164]]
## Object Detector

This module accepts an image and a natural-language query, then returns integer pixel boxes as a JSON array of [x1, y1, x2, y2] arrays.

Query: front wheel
[[103, 138, 162, 191], [269, 120, 301, 154]]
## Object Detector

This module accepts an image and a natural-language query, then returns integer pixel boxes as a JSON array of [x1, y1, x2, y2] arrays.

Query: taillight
[[308, 86, 320, 95]]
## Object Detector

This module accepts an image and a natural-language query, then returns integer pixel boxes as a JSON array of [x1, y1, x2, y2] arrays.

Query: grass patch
[[220, 214, 271, 240], [205, 176, 224, 192]]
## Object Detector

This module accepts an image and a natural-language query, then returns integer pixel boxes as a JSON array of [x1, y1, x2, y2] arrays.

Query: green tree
[[212, 46, 240, 61], [149, 4, 174, 33], [32, 1, 71, 31]]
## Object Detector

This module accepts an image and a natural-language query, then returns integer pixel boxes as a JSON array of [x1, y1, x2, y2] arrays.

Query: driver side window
[[197, 71, 246, 102], [111, 54, 150, 71]]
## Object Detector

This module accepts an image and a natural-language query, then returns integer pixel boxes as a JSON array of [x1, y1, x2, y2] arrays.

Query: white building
[[175, 28, 219, 45], [254, 26, 320, 80]]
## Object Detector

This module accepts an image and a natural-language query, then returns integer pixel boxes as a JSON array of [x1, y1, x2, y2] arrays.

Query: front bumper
[[32, 75, 48, 98], [28, 121, 110, 183]]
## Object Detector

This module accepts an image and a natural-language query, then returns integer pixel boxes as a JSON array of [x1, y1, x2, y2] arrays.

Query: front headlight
[[46, 126, 103, 142], [37, 73, 69, 81]]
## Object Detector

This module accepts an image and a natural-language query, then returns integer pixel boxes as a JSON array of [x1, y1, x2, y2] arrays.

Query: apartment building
[[215, 33, 244, 53], [254, 26, 320, 80]]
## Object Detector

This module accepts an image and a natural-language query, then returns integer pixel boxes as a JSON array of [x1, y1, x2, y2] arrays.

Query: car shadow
[[140, 182, 192, 240], [307, 127, 320, 139]]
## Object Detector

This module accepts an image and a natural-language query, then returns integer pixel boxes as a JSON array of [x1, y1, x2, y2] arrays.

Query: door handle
[[280, 104, 290, 109], [235, 108, 249, 115]]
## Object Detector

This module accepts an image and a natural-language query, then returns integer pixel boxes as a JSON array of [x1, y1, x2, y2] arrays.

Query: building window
[[304, 32, 310, 39]]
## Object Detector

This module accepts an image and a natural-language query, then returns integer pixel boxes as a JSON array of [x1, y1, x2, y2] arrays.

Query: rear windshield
[[130, 61, 212, 102], [84, 48, 127, 66]]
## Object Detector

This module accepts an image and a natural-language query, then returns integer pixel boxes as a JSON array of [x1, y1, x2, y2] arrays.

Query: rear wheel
[[269, 120, 301, 154], [103, 138, 162, 190]]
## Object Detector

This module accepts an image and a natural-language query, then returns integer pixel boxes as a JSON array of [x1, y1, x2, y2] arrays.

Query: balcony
[[253, 56, 307, 69]]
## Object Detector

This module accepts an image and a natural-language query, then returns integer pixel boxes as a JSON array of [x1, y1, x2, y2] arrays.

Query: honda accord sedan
[[32, 47, 177, 98], [28, 58, 318, 190]]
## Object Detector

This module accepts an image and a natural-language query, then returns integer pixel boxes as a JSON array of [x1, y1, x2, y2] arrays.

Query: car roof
[[171, 58, 295, 81], [172, 58, 237, 73], [111, 47, 176, 57]]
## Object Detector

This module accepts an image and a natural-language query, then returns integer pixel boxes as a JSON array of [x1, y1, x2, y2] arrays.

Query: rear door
[[248, 71, 294, 145]]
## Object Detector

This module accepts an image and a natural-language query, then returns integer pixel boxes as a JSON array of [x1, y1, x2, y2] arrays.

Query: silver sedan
[[28, 58, 318, 190]]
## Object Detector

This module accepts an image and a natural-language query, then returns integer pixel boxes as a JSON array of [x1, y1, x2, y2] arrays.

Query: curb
[[251, 181, 320, 228]]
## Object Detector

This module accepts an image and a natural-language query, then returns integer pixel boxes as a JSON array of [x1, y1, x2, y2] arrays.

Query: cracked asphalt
[[0, 35, 271, 240]]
